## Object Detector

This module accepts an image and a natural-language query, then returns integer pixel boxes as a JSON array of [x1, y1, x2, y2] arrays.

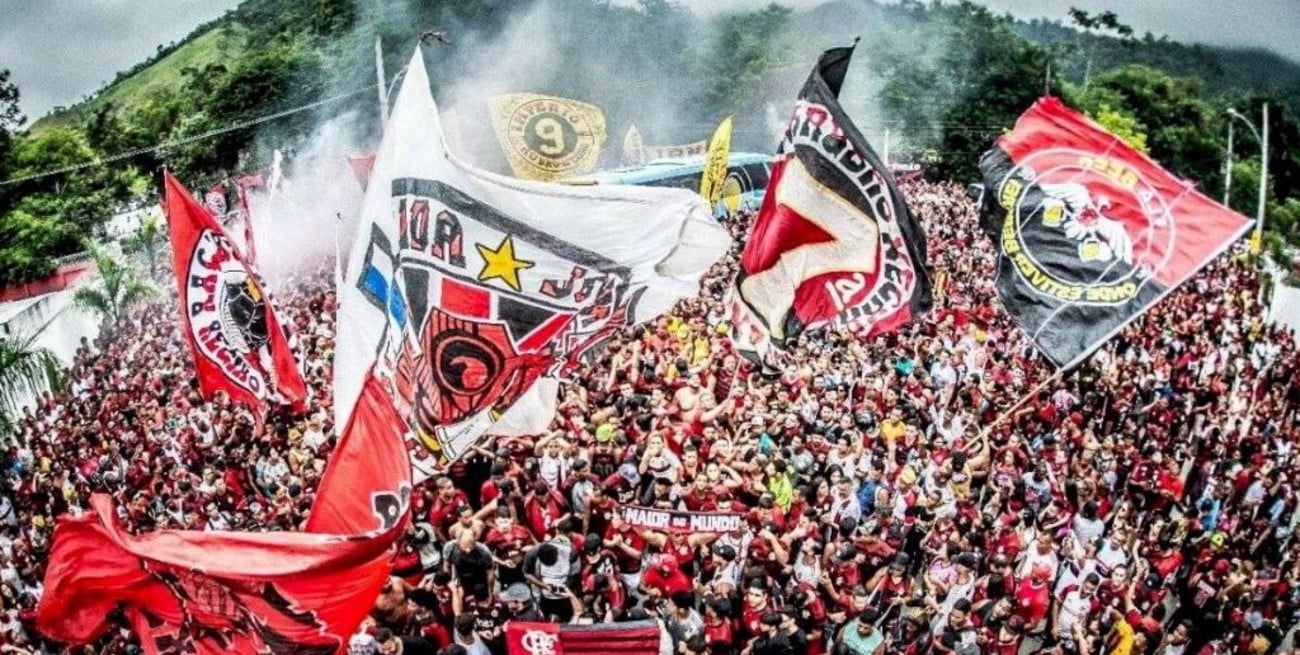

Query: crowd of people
[[3, 180, 1300, 655]]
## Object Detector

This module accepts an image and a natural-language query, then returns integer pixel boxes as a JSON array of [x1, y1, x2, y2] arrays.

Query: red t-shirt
[[1014, 580, 1050, 625]]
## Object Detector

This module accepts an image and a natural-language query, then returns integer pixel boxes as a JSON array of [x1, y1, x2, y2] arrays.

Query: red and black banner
[[979, 97, 1254, 369], [732, 45, 931, 361], [37, 374, 413, 655], [506, 620, 660, 655], [163, 172, 307, 417]]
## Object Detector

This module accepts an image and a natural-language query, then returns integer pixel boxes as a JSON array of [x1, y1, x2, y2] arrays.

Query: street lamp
[[1226, 104, 1270, 252]]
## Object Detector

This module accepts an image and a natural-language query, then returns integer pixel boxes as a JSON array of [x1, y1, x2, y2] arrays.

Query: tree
[[695, 4, 793, 128], [1068, 7, 1134, 89], [0, 68, 25, 213], [0, 209, 63, 285], [122, 211, 166, 278], [72, 242, 156, 329], [0, 332, 61, 439], [1088, 104, 1148, 153]]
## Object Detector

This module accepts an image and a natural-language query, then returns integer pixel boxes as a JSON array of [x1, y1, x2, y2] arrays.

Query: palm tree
[[0, 332, 61, 439], [123, 212, 165, 278], [73, 241, 157, 329]]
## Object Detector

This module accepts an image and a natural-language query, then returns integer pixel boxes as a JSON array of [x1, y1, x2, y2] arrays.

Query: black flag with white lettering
[[730, 44, 931, 364]]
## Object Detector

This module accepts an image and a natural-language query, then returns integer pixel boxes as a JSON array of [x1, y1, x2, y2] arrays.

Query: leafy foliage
[[0, 332, 61, 439], [71, 242, 157, 328]]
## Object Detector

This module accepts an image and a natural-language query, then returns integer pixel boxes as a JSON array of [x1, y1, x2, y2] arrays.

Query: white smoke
[[244, 113, 367, 286]]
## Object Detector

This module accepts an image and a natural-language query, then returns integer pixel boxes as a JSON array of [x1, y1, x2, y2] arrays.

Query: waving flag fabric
[[979, 97, 1254, 369], [699, 116, 733, 207], [489, 93, 608, 181], [731, 45, 931, 364], [37, 373, 413, 655], [162, 172, 307, 416], [335, 49, 729, 482]]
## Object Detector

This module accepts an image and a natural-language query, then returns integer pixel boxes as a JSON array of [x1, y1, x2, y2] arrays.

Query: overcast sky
[[3, 0, 1298, 122]]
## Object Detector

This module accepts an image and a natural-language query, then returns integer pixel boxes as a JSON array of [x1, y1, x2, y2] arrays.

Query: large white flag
[[336, 48, 730, 482]]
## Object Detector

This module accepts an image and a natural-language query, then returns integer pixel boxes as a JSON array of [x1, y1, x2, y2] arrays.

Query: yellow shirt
[[1109, 618, 1134, 655], [881, 419, 907, 442]]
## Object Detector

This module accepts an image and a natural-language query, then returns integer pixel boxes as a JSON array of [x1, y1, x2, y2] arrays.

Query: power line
[[0, 84, 377, 188]]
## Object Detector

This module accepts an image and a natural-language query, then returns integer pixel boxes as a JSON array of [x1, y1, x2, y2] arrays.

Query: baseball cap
[[619, 462, 640, 485], [499, 583, 532, 603], [712, 543, 737, 562], [595, 424, 616, 443]]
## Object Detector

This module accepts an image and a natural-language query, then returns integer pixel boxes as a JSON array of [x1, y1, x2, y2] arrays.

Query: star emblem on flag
[[476, 235, 534, 291]]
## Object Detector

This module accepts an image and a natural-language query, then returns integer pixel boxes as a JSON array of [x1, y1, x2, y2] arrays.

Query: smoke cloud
[[241, 0, 958, 277]]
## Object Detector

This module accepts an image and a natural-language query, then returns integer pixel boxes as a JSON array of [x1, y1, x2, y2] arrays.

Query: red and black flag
[[731, 44, 932, 364], [162, 172, 307, 418], [36, 375, 413, 655], [980, 97, 1253, 369]]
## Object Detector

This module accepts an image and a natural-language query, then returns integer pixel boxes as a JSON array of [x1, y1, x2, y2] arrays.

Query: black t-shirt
[[935, 625, 979, 655], [446, 544, 494, 590], [397, 636, 440, 655]]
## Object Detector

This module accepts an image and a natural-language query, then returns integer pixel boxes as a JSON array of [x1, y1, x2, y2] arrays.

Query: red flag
[[234, 173, 265, 264], [163, 171, 307, 417], [204, 182, 228, 218], [307, 371, 413, 534], [346, 154, 376, 188], [506, 621, 661, 655], [36, 376, 413, 653], [506, 622, 563, 655], [731, 46, 931, 367], [979, 97, 1254, 368]]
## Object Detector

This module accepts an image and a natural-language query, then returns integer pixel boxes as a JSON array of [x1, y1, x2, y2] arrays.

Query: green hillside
[[34, 25, 249, 133]]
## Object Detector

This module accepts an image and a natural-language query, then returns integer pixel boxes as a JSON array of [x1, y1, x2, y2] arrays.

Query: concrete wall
[[0, 286, 102, 414], [1269, 281, 1300, 341]]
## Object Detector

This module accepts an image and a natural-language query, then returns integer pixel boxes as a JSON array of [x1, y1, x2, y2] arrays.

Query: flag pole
[[975, 367, 1064, 441]]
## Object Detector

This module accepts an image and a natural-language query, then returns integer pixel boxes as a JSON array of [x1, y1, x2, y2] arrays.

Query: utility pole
[[883, 127, 891, 168], [1223, 119, 1234, 206], [375, 34, 389, 132], [1258, 103, 1270, 245]]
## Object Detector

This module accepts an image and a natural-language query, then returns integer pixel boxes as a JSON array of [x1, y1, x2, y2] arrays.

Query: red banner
[[507, 622, 563, 655], [234, 173, 265, 265], [506, 621, 660, 655], [163, 172, 307, 417], [979, 97, 1254, 368], [36, 374, 412, 654]]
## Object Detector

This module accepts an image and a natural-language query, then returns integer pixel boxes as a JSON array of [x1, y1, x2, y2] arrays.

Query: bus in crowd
[[562, 152, 773, 218]]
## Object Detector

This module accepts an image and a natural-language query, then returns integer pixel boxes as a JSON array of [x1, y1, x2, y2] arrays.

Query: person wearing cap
[[832, 607, 884, 655], [639, 553, 691, 601], [589, 423, 622, 480], [706, 542, 741, 597]]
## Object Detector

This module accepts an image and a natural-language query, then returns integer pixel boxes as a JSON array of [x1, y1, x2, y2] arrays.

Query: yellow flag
[[1249, 228, 1263, 255], [489, 93, 608, 181], [699, 116, 733, 207]]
